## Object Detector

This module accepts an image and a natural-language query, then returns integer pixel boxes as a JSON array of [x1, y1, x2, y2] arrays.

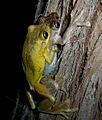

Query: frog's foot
[[34, 83, 55, 102], [38, 99, 78, 120], [48, 102, 78, 119]]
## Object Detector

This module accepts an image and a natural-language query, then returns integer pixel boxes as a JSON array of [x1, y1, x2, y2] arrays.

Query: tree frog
[[22, 13, 78, 119], [22, 23, 57, 108]]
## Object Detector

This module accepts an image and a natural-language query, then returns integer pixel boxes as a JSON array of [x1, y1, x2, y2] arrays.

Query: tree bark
[[13, 0, 102, 120], [35, 0, 102, 120]]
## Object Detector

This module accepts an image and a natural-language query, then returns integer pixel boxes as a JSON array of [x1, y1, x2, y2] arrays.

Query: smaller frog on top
[[36, 12, 60, 30]]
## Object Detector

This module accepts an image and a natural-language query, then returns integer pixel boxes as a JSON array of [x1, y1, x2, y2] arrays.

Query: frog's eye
[[43, 31, 48, 39], [40, 31, 49, 40]]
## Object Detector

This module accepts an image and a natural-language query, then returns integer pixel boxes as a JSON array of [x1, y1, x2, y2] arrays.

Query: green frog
[[22, 23, 57, 108]]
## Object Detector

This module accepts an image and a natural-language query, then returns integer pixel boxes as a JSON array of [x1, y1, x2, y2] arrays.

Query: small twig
[[34, 0, 44, 23]]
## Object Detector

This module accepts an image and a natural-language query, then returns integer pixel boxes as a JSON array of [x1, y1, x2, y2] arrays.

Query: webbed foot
[[38, 99, 78, 120]]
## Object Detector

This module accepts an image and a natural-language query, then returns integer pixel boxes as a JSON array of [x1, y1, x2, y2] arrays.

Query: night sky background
[[1, 0, 38, 119]]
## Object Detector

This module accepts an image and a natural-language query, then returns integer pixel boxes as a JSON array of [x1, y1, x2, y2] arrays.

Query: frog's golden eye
[[40, 31, 49, 40], [43, 31, 48, 39]]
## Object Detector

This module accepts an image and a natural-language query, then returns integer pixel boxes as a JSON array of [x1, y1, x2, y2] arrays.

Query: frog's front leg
[[38, 99, 78, 120], [44, 45, 57, 64]]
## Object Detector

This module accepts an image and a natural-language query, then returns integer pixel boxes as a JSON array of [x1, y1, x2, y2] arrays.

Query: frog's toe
[[60, 112, 69, 120], [59, 107, 78, 120], [62, 107, 78, 113]]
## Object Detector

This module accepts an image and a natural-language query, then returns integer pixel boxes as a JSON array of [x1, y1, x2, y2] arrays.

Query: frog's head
[[28, 23, 51, 47]]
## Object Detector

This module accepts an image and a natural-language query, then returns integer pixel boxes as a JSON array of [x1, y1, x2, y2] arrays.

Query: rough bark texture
[[13, 0, 102, 120], [35, 0, 102, 120]]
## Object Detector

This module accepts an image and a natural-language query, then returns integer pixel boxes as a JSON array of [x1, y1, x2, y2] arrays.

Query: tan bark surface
[[37, 0, 102, 120]]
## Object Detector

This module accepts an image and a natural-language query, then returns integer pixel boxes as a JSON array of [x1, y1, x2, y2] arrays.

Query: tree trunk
[[35, 0, 102, 120], [13, 0, 102, 120]]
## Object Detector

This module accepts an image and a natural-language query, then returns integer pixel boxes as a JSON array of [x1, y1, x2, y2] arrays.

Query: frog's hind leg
[[38, 99, 78, 120], [34, 83, 55, 103]]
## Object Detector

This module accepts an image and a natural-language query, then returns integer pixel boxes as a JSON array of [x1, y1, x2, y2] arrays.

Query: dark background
[[1, 0, 38, 119]]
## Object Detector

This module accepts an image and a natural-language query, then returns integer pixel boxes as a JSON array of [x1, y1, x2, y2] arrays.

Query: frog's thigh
[[26, 90, 35, 109], [34, 83, 55, 102], [38, 99, 53, 111]]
